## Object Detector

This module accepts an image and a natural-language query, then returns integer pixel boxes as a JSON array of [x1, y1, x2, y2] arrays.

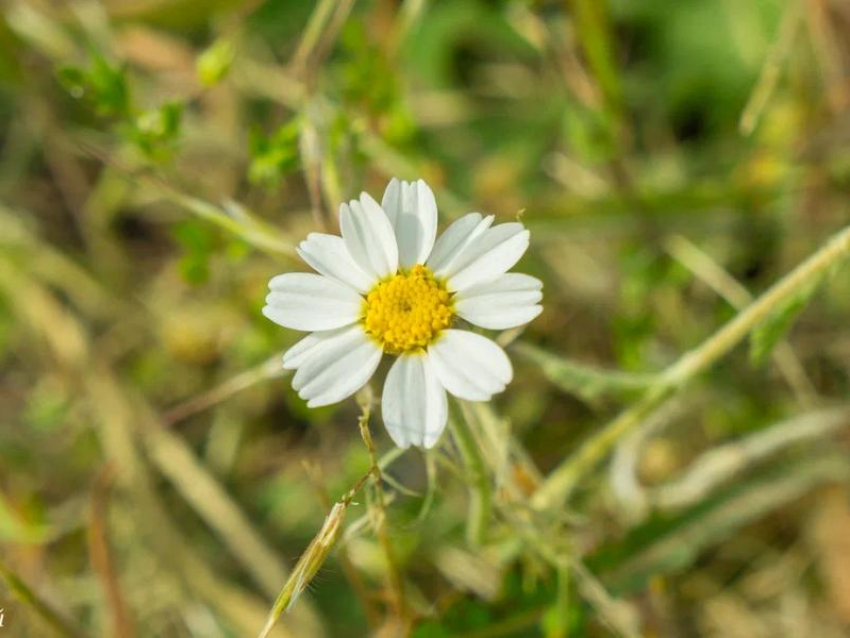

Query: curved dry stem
[[651, 405, 850, 510]]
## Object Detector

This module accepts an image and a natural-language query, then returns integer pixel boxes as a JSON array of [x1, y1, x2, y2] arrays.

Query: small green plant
[[248, 119, 303, 187], [58, 51, 183, 161]]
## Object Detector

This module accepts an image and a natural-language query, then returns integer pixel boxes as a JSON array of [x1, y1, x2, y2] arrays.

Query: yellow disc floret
[[363, 265, 453, 354]]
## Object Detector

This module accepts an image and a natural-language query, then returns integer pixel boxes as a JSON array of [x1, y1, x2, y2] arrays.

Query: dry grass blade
[[0, 557, 82, 637], [289, 0, 340, 74], [258, 471, 373, 638], [604, 455, 850, 592], [652, 405, 850, 510], [87, 466, 136, 638], [86, 368, 313, 638], [143, 420, 291, 598], [0, 259, 316, 635], [163, 353, 287, 425], [515, 342, 658, 404]]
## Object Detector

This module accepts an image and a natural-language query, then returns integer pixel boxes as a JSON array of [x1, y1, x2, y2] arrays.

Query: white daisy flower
[[263, 178, 542, 449]]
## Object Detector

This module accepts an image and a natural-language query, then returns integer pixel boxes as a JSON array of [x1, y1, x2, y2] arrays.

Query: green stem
[[357, 403, 406, 620], [289, 0, 337, 71], [449, 399, 492, 546], [551, 566, 572, 638], [533, 223, 850, 510]]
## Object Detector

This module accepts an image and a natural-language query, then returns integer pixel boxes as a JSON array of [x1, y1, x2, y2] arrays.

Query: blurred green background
[[1, 0, 850, 636]]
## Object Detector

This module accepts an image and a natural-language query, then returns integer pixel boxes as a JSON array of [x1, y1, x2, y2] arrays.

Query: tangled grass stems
[[533, 223, 850, 510]]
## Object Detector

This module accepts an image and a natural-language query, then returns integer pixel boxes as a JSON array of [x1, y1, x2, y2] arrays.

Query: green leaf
[[130, 101, 184, 161], [172, 220, 216, 285], [55, 66, 87, 96], [411, 622, 451, 638], [89, 53, 131, 117], [197, 38, 235, 87], [57, 52, 130, 118], [749, 272, 826, 367], [515, 343, 658, 404], [0, 494, 49, 544], [248, 119, 302, 187]]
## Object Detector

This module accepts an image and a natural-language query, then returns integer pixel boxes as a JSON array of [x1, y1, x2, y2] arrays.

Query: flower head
[[263, 178, 542, 449]]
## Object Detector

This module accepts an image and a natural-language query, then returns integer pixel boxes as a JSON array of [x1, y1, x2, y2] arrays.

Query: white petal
[[291, 326, 382, 407], [444, 223, 530, 292], [339, 192, 399, 279], [428, 213, 493, 275], [297, 233, 373, 293], [381, 178, 403, 227], [263, 273, 362, 331], [282, 332, 323, 370], [283, 326, 355, 370], [381, 178, 438, 268], [381, 353, 448, 449], [454, 273, 543, 330], [428, 330, 512, 401]]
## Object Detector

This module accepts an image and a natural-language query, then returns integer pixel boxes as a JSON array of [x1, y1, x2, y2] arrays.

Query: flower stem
[[449, 399, 492, 546], [356, 394, 407, 621], [533, 223, 850, 510]]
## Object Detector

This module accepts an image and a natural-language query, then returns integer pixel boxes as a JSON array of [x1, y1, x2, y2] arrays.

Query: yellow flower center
[[363, 265, 453, 354]]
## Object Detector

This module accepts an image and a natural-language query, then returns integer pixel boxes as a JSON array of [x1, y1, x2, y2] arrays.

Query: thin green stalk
[[566, 0, 623, 114], [739, 0, 804, 135], [0, 557, 82, 637], [449, 399, 492, 546], [289, 0, 337, 72], [550, 567, 572, 638], [533, 223, 850, 510]]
